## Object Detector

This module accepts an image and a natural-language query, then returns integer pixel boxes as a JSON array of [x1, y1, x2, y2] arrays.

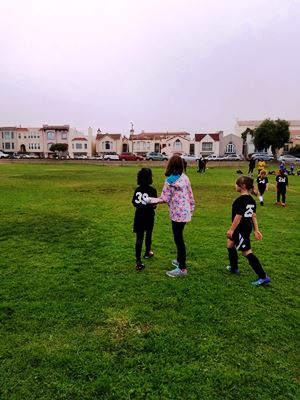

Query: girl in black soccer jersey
[[132, 168, 157, 271], [226, 176, 271, 286], [256, 170, 268, 206], [276, 169, 288, 207]]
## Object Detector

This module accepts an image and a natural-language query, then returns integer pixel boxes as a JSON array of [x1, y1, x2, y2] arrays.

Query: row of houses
[[1, 120, 299, 159]]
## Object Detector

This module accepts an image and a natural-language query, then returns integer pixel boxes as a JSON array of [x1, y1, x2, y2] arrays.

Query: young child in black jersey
[[132, 168, 157, 271], [226, 176, 270, 286], [256, 170, 268, 206], [275, 169, 288, 207]]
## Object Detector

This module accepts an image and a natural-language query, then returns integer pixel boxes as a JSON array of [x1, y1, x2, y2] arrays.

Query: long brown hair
[[165, 155, 184, 176], [236, 176, 256, 194]]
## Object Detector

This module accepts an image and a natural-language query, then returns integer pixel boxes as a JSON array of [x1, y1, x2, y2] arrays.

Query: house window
[[202, 142, 213, 152], [102, 141, 112, 150], [173, 139, 182, 151], [5, 142, 10, 149], [84, 144, 87, 149], [61, 133, 67, 140], [76, 143, 82, 149], [47, 131, 55, 140], [226, 143, 235, 153]]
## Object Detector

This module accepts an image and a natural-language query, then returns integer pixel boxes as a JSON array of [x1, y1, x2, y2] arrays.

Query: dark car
[[145, 152, 168, 161], [119, 152, 143, 161]]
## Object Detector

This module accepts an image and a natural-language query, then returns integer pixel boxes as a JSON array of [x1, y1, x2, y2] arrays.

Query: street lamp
[[130, 122, 134, 152]]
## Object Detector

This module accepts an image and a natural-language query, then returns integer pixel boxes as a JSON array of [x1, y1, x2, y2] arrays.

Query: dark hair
[[165, 155, 184, 176], [236, 175, 255, 193], [137, 168, 153, 185]]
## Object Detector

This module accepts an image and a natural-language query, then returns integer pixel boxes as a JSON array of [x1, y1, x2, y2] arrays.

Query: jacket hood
[[166, 174, 185, 187]]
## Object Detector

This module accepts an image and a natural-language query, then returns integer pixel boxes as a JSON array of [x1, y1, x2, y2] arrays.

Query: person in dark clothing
[[248, 157, 256, 174], [275, 169, 288, 207], [197, 157, 204, 173], [226, 175, 270, 286], [132, 168, 157, 270]]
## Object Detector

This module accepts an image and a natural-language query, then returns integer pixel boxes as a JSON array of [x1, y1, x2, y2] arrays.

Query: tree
[[253, 119, 290, 158], [49, 143, 68, 158]]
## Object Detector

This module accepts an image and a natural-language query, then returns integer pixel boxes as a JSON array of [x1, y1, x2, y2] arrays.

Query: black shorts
[[232, 230, 251, 252]]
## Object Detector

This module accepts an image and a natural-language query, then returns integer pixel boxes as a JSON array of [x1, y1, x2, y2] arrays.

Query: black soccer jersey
[[132, 185, 157, 233], [276, 174, 288, 189], [257, 176, 268, 187], [232, 195, 256, 233]]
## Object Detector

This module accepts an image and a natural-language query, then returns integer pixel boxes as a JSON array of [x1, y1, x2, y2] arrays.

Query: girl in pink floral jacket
[[148, 155, 195, 277]]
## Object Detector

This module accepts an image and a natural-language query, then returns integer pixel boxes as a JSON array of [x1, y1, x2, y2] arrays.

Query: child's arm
[[252, 213, 262, 240], [226, 215, 242, 239], [147, 182, 172, 205]]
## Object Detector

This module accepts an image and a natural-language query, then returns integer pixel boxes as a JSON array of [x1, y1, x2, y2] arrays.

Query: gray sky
[[1, 0, 300, 135]]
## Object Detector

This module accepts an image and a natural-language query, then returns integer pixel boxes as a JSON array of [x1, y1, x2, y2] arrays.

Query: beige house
[[129, 131, 191, 156], [0, 127, 18, 153], [220, 134, 243, 157], [42, 125, 70, 158], [95, 132, 123, 155], [194, 132, 222, 157]]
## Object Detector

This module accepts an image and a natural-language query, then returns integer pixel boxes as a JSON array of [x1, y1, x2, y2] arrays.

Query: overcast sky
[[1, 0, 300, 135]]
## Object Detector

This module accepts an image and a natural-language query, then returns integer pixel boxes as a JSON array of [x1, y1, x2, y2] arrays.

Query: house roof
[[0, 127, 17, 130], [130, 132, 190, 140], [42, 125, 69, 131], [72, 137, 88, 141], [96, 133, 122, 140], [195, 133, 220, 142]]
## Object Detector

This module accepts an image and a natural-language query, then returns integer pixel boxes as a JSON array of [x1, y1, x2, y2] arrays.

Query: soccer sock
[[246, 253, 266, 279], [228, 247, 238, 270], [259, 195, 263, 202]]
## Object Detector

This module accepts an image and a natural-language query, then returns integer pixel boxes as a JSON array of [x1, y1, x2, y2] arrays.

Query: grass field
[[0, 162, 299, 400]]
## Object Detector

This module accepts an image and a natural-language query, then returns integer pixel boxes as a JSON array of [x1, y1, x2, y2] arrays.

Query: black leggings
[[172, 221, 186, 269], [135, 230, 152, 262], [277, 189, 286, 203]]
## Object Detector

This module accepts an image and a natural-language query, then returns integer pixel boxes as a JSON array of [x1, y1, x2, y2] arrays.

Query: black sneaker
[[136, 262, 145, 271], [143, 251, 154, 259], [260, 201, 264, 206]]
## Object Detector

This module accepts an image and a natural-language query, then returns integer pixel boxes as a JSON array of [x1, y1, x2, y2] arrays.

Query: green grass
[[0, 162, 299, 400]]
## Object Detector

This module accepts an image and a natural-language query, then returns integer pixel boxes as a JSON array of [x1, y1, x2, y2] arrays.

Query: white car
[[103, 153, 120, 161], [206, 155, 225, 161], [278, 154, 300, 163], [224, 154, 244, 160], [0, 151, 9, 158], [180, 154, 199, 162]]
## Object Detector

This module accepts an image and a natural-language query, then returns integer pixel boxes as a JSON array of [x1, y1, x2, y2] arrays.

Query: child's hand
[[254, 230, 262, 240], [226, 229, 234, 239]]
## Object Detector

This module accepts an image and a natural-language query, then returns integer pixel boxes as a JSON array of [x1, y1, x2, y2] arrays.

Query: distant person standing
[[202, 158, 208, 173], [248, 157, 256, 175], [276, 169, 288, 207], [256, 170, 268, 206], [197, 157, 204, 173], [290, 162, 295, 175], [257, 159, 266, 174]]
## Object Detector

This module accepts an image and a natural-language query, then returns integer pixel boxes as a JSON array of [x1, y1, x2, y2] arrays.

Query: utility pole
[[130, 122, 134, 152]]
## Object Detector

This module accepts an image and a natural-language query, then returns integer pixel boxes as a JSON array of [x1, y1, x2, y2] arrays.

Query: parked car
[[251, 153, 274, 161], [74, 155, 88, 160], [103, 153, 120, 161], [206, 155, 225, 161], [145, 152, 168, 161], [180, 154, 199, 162], [224, 154, 244, 161], [119, 152, 144, 161], [0, 151, 9, 158], [278, 154, 300, 162], [90, 155, 103, 160]]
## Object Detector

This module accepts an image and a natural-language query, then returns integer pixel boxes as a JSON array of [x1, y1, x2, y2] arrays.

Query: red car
[[119, 152, 143, 161]]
